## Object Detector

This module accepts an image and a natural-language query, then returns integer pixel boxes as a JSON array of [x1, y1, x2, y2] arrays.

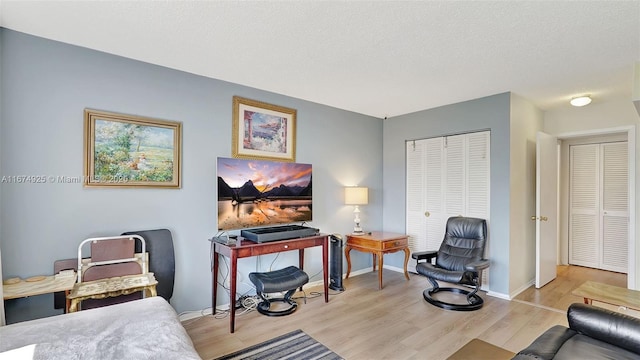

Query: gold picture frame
[[232, 96, 296, 162], [84, 109, 182, 188]]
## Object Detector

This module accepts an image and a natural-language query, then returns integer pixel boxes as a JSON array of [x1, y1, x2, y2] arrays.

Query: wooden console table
[[67, 273, 157, 312], [345, 232, 410, 289], [572, 280, 640, 311], [211, 234, 329, 333]]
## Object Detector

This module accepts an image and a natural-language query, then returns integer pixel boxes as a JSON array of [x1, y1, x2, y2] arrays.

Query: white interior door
[[536, 132, 559, 288]]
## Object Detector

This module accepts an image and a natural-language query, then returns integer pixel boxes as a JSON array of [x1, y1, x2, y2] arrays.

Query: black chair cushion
[[249, 266, 309, 294], [436, 217, 487, 271], [416, 263, 465, 284]]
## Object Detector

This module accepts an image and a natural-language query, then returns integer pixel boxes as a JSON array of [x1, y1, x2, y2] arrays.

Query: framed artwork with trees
[[84, 109, 182, 188]]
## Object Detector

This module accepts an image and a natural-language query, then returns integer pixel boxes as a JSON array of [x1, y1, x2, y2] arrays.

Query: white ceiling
[[1, 1, 639, 118]]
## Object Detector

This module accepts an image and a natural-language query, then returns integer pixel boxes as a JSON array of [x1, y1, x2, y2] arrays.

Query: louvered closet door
[[424, 138, 447, 252], [406, 138, 446, 273], [406, 131, 490, 278], [601, 142, 628, 273], [444, 134, 465, 219], [466, 132, 491, 286], [569, 142, 628, 273], [569, 144, 600, 268], [466, 132, 491, 219], [406, 140, 428, 256]]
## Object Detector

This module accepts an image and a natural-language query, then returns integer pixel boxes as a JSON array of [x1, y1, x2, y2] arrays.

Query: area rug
[[214, 329, 343, 360]]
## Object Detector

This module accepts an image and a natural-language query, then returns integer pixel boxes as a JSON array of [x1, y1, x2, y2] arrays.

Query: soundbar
[[241, 225, 319, 243]]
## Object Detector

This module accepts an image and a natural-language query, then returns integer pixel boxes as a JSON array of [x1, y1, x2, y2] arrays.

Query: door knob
[[531, 216, 548, 221], [424, 211, 430, 217]]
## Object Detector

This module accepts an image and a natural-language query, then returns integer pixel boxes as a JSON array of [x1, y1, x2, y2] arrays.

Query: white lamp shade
[[345, 187, 368, 205]]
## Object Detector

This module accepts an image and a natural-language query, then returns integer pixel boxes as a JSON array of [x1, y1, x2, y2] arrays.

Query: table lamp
[[345, 186, 368, 235]]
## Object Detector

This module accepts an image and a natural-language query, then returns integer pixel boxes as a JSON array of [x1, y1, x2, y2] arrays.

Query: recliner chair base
[[256, 292, 298, 317], [423, 287, 484, 311]]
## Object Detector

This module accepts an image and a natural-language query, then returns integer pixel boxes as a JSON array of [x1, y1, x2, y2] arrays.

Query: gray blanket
[[0, 297, 202, 360]]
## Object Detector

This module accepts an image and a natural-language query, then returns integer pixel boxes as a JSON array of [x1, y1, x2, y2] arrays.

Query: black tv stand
[[241, 225, 319, 243]]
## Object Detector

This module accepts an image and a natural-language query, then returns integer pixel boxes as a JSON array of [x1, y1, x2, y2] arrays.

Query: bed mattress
[[0, 297, 201, 360]]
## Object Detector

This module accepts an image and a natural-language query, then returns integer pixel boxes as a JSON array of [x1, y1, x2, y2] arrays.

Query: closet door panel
[[569, 144, 599, 267], [570, 213, 599, 266], [466, 131, 490, 286], [444, 134, 465, 219], [602, 216, 628, 272], [424, 138, 447, 251], [602, 142, 628, 212], [601, 142, 628, 272], [466, 132, 490, 219], [406, 140, 427, 252]]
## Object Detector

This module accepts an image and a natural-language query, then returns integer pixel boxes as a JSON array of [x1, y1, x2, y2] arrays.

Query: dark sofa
[[514, 303, 640, 359]]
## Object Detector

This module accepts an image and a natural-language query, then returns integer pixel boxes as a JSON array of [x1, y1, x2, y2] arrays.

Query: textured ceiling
[[1, 1, 639, 118]]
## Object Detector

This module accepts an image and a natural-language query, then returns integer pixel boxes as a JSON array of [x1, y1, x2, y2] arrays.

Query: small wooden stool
[[249, 266, 309, 316]]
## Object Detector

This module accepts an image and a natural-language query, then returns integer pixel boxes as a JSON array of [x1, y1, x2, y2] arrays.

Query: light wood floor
[[513, 265, 627, 312], [183, 268, 598, 360]]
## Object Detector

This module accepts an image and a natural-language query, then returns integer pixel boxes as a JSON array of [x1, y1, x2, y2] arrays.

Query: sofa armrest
[[513, 325, 577, 360], [568, 303, 640, 354], [465, 259, 489, 272]]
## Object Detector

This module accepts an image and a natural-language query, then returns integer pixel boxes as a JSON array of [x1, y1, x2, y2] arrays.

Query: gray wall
[[0, 29, 382, 323], [382, 94, 512, 296]]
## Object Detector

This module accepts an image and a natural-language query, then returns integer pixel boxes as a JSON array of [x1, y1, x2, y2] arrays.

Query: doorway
[[566, 137, 628, 273], [557, 129, 635, 289]]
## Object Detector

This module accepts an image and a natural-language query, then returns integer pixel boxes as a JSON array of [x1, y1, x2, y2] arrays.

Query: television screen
[[217, 157, 312, 231]]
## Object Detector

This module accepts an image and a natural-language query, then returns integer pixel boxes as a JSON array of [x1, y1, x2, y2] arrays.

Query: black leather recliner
[[414, 216, 489, 311], [514, 303, 640, 359]]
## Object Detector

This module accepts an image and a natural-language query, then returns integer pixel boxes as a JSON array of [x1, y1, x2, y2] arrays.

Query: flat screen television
[[217, 157, 312, 231]]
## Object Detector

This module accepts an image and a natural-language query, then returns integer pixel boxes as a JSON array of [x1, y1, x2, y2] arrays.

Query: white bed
[[0, 297, 202, 360]]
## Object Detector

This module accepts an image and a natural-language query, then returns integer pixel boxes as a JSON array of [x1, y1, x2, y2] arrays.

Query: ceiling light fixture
[[570, 95, 592, 107]]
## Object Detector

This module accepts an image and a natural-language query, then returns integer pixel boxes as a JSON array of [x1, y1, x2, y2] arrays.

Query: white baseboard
[[382, 264, 406, 273], [179, 307, 214, 322], [487, 291, 511, 300], [485, 278, 534, 301], [509, 278, 535, 299]]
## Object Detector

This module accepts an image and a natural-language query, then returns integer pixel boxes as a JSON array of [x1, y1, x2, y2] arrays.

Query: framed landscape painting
[[232, 96, 297, 162], [84, 109, 182, 188]]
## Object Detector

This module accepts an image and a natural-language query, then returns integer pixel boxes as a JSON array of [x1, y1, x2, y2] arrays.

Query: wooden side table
[[67, 273, 157, 312], [345, 232, 410, 289]]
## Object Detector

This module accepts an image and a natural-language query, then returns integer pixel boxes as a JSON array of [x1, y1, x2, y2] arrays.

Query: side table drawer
[[346, 237, 380, 250], [382, 238, 408, 250], [253, 241, 306, 255]]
